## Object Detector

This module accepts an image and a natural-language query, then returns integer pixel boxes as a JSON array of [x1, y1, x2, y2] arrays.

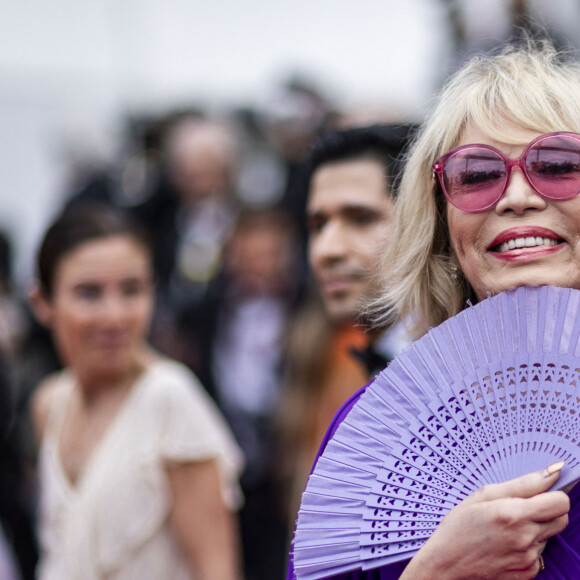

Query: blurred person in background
[[305, 124, 416, 375], [444, 0, 580, 72], [133, 115, 242, 357], [0, 345, 38, 580], [176, 207, 305, 580], [258, 78, 334, 256], [28, 204, 243, 580], [0, 231, 38, 580], [280, 124, 415, 526], [0, 232, 29, 363]]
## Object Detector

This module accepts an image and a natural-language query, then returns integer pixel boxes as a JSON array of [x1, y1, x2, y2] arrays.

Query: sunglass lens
[[444, 149, 506, 211], [526, 135, 580, 200]]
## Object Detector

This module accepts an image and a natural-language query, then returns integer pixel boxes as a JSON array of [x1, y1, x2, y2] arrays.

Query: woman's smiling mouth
[[494, 236, 561, 253], [488, 227, 565, 256]]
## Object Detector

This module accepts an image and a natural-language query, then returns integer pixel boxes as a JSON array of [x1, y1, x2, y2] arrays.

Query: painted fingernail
[[542, 460, 565, 477]]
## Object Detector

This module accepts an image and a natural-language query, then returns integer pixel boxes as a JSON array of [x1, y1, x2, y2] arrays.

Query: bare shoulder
[[30, 373, 63, 440]]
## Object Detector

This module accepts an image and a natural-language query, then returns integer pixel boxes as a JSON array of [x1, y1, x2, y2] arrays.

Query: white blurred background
[[1, 0, 579, 286]]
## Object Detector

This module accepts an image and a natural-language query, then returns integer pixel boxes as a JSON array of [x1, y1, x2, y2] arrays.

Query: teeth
[[497, 237, 558, 253]]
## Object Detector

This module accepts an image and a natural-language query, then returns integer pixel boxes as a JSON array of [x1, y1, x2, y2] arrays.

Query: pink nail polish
[[542, 460, 565, 477]]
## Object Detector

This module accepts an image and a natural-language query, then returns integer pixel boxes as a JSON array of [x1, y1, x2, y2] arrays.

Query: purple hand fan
[[292, 285, 580, 580]]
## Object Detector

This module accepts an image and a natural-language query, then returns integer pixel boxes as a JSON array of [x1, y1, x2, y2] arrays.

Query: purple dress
[[287, 384, 580, 580]]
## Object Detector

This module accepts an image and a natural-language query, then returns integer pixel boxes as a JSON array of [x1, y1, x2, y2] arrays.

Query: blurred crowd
[[1, 77, 401, 580], [1, 2, 580, 578]]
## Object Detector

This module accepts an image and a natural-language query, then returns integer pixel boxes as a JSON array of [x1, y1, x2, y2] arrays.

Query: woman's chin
[[472, 271, 579, 301], [80, 354, 136, 381], [472, 268, 580, 300]]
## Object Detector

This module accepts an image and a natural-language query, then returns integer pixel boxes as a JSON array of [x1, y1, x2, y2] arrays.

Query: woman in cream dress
[[30, 204, 244, 580]]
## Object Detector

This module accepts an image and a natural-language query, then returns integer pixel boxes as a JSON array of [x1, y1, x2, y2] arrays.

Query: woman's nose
[[494, 168, 548, 215], [98, 294, 128, 324]]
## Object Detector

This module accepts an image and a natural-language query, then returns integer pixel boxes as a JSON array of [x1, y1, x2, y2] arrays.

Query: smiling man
[[303, 123, 415, 375]]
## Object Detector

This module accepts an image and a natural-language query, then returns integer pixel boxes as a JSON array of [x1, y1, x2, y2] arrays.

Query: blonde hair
[[370, 38, 580, 339]]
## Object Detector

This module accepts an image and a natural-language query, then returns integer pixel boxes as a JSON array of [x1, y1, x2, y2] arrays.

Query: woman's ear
[[28, 283, 53, 328]]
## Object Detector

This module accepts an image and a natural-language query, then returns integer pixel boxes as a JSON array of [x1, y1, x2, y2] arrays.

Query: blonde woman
[[289, 38, 580, 579]]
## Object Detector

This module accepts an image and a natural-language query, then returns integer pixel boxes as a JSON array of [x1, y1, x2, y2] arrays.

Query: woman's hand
[[400, 462, 570, 580]]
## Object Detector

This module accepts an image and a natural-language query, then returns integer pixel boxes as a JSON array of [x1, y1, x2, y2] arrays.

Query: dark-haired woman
[[30, 205, 243, 579]]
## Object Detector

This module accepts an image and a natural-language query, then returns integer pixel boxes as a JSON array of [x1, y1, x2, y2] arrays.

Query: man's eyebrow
[[343, 203, 380, 209], [306, 203, 384, 216], [305, 208, 325, 218], [340, 204, 385, 214]]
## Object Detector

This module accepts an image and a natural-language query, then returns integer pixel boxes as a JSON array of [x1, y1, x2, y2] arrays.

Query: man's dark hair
[[299, 123, 418, 199]]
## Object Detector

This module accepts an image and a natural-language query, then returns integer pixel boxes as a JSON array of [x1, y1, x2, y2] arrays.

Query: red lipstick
[[488, 226, 561, 250]]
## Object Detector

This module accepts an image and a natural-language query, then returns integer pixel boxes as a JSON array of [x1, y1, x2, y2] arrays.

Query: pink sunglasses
[[432, 131, 580, 212]]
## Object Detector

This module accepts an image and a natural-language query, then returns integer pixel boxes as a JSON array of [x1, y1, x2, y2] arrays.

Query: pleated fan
[[292, 285, 580, 579]]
